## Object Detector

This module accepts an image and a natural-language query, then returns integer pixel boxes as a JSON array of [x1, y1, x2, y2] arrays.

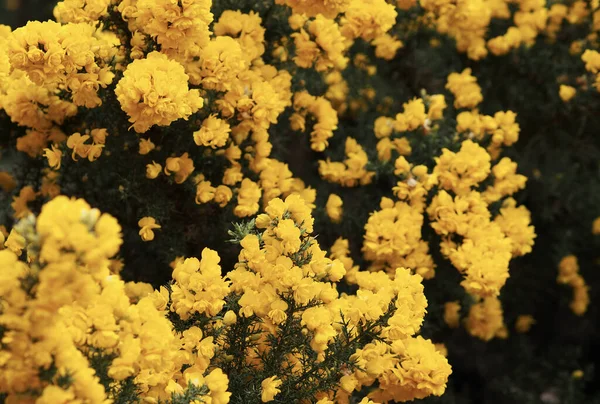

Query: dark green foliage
[[209, 295, 398, 403], [166, 383, 209, 404]]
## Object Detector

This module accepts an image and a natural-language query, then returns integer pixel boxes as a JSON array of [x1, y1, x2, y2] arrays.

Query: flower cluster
[[115, 52, 204, 133], [557, 255, 590, 316], [4, 0, 595, 401], [0, 194, 451, 403]]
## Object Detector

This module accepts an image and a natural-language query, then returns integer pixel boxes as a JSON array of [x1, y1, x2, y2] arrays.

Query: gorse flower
[[138, 216, 161, 241]]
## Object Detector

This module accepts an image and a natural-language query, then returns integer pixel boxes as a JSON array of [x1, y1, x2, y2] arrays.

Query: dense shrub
[[0, 0, 599, 403]]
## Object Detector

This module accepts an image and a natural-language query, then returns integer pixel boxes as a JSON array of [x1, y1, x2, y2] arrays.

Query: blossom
[[593, 217, 600, 235], [194, 115, 231, 148], [67, 132, 91, 161], [115, 52, 203, 133], [261, 376, 283, 402], [446, 68, 483, 109], [465, 297, 506, 341], [234, 179, 261, 217], [171, 249, 231, 319], [515, 315, 535, 333], [138, 217, 160, 241], [0, 171, 16, 193], [11, 185, 36, 219], [214, 185, 233, 207], [559, 85, 576, 102], [444, 301, 461, 328], [198, 37, 246, 91], [340, 0, 398, 41], [43, 145, 63, 170], [276, 0, 350, 18], [138, 138, 155, 155], [557, 255, 589, 315], [372, 33, 403, 60], [164, 152, 195, 184], [146, 162, 162, 179], [325, 194, 343, 223]]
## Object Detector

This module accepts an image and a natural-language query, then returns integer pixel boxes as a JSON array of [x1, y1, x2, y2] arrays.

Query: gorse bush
[[0, 0, 598, 403]]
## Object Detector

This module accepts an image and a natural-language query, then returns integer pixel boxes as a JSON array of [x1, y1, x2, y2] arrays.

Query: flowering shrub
[[0, 0, 599, 402]]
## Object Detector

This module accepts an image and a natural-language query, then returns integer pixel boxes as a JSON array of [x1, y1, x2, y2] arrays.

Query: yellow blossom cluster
[[115, 51, 204, 133], [276, 0, 351, 19], [64, 128, 109, 162], [5, 20, 119, 107], [416, 0, 599, 60], [465, 297, 508, 341], [557, 255, 590, 315], [233, 196, 450, 402], [0, 197, 230, 403], [290, 14, 349, 72], [363, 197, 435, 279], [373, 95, 445, 163], [118, 0, 213, 77], [582, 49, 600, 91], [319, 137, 374, 186], [347, 73, 534, 342], [0, 0, 568, 399], [291, 90, 339, 151]]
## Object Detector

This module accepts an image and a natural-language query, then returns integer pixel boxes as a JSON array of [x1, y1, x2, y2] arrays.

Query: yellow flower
[[582, 49, 600, 73], [67, 132, 91, 161], [171, 249, 230, 319], [443, 301, 461, 328], [165, 152, 195, 184], [90, 128, 108, 144], [146, 162, 162, 179], [394, 156, 411, 176], [214, 10, 266, 63], [278, 0, 350, 18], [261, 376, 282, 402], [374, 116, 395, 138], [274, 219, 302, 254], [4, 228, 25, 255], [11, 185, 36, 219], [559, 84, 576, 102], [214, 185, 233, 207], [557, 255, 589, 315], [234, 179, 261, 217], [37, 385, 75, 403], [340, 0, 397, 41], [0, 171, 17, 192], [466, 297, 506, 341], [446, 68, 483, 109], [389, 336, 452, 397], [16, 130, 48, 157], [427, 94, 447, 120], [340, 374, 358, 393], [138, 216, 161, 242], [223, 310, 237, 325], [205, 368, 232, 404], [196, 180, 216, 204], [43, 145, 63, 170], [198, 36, 247, 92], [115, 52, 204, 133], [86, 143, 104, 162], [372, 33, 403, 60], [325, 194, 343, 223], [138, 138, 155, 155], [515, 314, 535, 333], [593, 217, 600, 234], [193, 115, 231, 148]]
